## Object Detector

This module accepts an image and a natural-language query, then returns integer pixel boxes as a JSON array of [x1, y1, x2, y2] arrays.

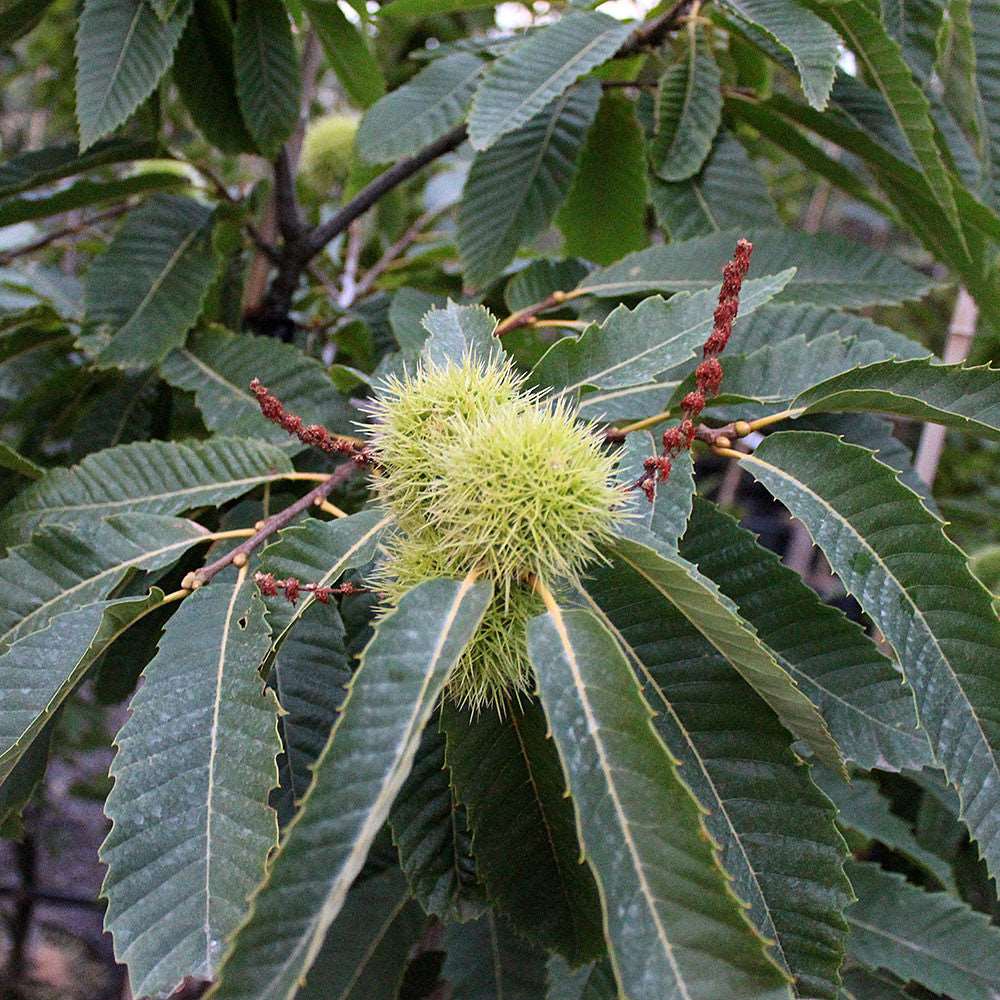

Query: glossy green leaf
[[75, 0, 191, 149], [161, 326, 355, 447], [0, 437, 292, 546], [305, 0, 385, 109], [0, 513, 208, 654], [84, 195, 220, 369], [441, 699, 604, 963], [420, 300, 498, 366], [530, 271, 793, 397], [557, 92, 648, 264], [209, 575, 492, 1000], [580, 547, 853, 999], [459, 81, 600, 289], [579, 227, 936, 307], [845, 860, 1000, 999], [233, 0, 300, 158], [468, 12, 631, 150], [389, 725, 482, 921], [608, 530, 845, 772], [651, 28, 722, 181], [742, 432, 1000, 881], [102, 576, 280, 999], [0, 589, 164, 783], [356, 53, 482, 163], [718, 0, 840, 108], [528, 601, 793, 1000], [791, 358, 1000, 439]]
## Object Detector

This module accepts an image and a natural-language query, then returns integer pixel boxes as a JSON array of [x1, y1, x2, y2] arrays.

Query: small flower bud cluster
[[249, 378, 370, 464], [635, 238, 753, 502], [254, 572, 366, 605]]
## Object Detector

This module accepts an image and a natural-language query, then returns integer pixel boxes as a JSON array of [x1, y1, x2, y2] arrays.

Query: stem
[[712, 446, 746, 460], [0, 205, 129, 266], [494, 288, 587, 337], [282, 470, 350, 482], [317, 499, 348, 518], [533, 576, 559, 614], [747, 408, 800, 432], [614, 409, 673, 435], [526, 318, 590, 331]]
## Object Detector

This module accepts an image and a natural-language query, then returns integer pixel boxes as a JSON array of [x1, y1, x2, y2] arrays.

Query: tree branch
[[0, 205, 129, 266]]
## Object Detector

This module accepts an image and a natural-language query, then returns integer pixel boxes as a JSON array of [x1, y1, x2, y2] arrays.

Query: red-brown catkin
[[253, 572, 366, 604], [634, 238, 753, 501]]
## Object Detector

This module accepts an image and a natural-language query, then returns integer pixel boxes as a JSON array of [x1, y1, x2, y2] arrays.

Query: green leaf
[[377, 0, 497, 15], [530, 271, 794, 397], [356, 53, 483, 164], [503, 258, 589, 313], [651, 130, 780, 240], [741, 432, 1000, 881], [102, 577, 279, 999], [840, 967, 911, 999], [0, 442, 41, 479], [75, 0, 191, 150], [680, 498, 932, 772], [173, 0, 257, 154], [0, 513, 209, 654], [578, 227, 937, 307], [717, 0, 840, 109], [233, 0, 301, 158], [468, 12, 631, 151], [442, 912, 550, 999], [0, 437, 292, 546], [608, 531, 845, 772], [389, 726, 483, 921], [650, 28, 722, 181], [459, 81, 600, 289], [971, 0, 1000, 210], [441, 699, 604, 964], [556, 92, 648, 264], [305, 0, 385, 109], [0, 0, 59, 47], [297, 867, 425, 999], [810, 0, 966, 248], [0, 719, 51, 839], [209, 576, 492, 1000], [420, 300, 498, 366], [528, 602, 793, 1000], [0, 172, 187, 226], [0, 590, 164, 784], [84, 195, 221, 369], [546, 956, 617, 1000], [845, 860, 1000, 999], [580, 551, 853, 999], [811, 768, 955, 889], [161, 326, 355, 447], [790, 359, 1000, 439]]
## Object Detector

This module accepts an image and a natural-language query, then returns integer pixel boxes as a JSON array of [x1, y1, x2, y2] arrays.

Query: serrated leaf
[[0, 590, 164, 783], [420, 300, 498, 366], [790, 358, 1000, 439], [556, 92, 648, 264], [390, 725, 482, 921], [0, 513, 209, 654], [1, 437, 292, 546], [811, 768, 954, 889], [468, 12, 631, 150], [741, 432, 1000, 881], [84, 195, 220, 369], [356, 53, 483, 163], [102, 577, 279, 999], [811, 0, 966, 250], [845, 860, 1000, 999], [527, 602, 793, 1000], [680, 498, 932, 772], [607, 530, 845, 772], [75, 0, 191, 150], [459, 81, 600, 289], [161, 326, 354, 447], [441, 699, 604, 964], [209, 575, 492, 1000], [651, 28, 722, 181], [173, 0, 256, 154], [718, 0, 840, 109], [0, 718, 52, 839], [305, 0, 385, 109], [579, 549, 853, 999], [0, 442, 42, 479], [530, 271, 793, 397], [578, 227, 937, 307], [970, 0, 1000, 210], [651, 130, 780, 239], [442, 912, 550, 999], [297, 866, 425, 999], [503, 258, 589, 313], [233, 0, 300, 158]]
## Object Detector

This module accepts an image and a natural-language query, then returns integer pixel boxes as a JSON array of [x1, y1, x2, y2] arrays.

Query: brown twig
[[0, 204, 129, 266], [494, 289, 587, 337]]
